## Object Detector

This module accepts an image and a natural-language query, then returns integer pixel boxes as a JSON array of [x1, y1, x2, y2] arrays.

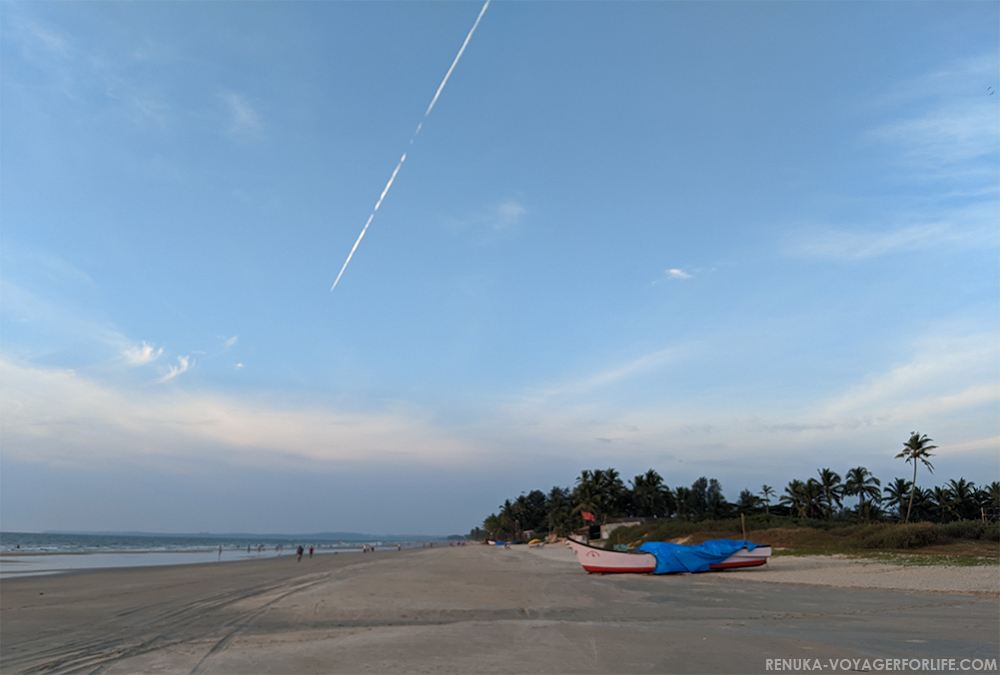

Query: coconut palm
[[908, 487, 935, 523], [883, 478, 912, 522], [943, 479, 976, 520], [815, 468, 844, 519], [929, 485, 958, 523], [630, 469, 672, 518], [573, 468, 625, 524], [572, 471, 603, 523], [895, 432, 936, 523], [499, 499, 519, 539], [603, 468, 627, 517], [759, 485, 775, 515], [855, 499, 884, 523], [737, 489, 762, 513], [545, 486, 574, 536], [674, 486, 694, 521], [780, 480, 806, 517], [844, 467, 881, 513], [780, 479, 823, 519]]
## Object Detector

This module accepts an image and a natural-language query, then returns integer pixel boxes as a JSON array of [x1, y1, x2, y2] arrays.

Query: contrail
[[331, 0, 491, 292]]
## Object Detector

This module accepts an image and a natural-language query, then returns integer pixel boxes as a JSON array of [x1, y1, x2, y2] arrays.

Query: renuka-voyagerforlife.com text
[[766, 658, 998, 672]]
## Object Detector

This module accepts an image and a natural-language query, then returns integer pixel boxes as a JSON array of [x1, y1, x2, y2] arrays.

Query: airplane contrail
[[331, 0, 491, 292]]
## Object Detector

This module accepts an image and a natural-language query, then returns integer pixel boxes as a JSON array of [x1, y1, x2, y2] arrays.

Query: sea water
[[0, 532, 412, 577]]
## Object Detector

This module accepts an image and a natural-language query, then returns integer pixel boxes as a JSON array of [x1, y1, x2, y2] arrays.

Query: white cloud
[[867, 53, 999, 183], [8, 12, 71, 61], [0, 358, 484, 470], [817, 333, 998, 423], [493, 201, 526, 229], [219, 92, 263, 140], [123, 342, 163, 366], [485, 328, 999, 481], [528, 345, 690, 400], [666, 268, 691, 280], [235, 363, 245, 370], [939, 436, 1000, 455], [222, 335, 238, 350], [157, 355, 191, 383], [28, 24, 70, 57], [875, 103, 997, 168], [444, 200, 527, 234], [785, 202, 998, 260]]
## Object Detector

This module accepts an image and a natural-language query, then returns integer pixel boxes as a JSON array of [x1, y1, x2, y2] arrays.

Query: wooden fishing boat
[[567, 538, 656, 573], [709, 545, 772, 570], [566, 537, 771, 574]]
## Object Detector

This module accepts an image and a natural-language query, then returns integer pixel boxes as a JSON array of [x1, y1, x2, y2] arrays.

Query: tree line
[[472, 433, 1000, 542]]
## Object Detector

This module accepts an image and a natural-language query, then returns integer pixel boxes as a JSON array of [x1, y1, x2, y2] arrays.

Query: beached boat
[[567, 538, 656, 573], [566, 537, 771, 574]]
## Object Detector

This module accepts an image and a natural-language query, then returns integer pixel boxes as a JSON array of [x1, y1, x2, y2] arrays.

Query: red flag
[[581, 511, 595, 522]]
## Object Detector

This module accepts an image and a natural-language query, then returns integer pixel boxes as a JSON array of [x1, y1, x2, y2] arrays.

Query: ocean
[[0, 532, 428, 578]]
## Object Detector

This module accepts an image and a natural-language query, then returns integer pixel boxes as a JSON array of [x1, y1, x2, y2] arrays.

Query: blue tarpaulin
[[637, 539, 759, 574]]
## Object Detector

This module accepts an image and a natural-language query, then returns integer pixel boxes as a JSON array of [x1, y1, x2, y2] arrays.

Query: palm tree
[[896, 432, 936, 523], [780, 480, 806, 517], [816, 468, 843, 519], [674, 486, 693, 521], [844, 467, 881, 513], [630, 469, 671, 518], [945, 479, 976, 520], [572, 470, 602, 524], [883, 478, 912, 522], [780, 479, 823, 519], [929, 485, 956, 523], [545, 486, 574, 536], [907, 486, 934, 523], [759, 485, 775, 515], [603, 468, 627, 518], [499, 499, 518, 540], [803, 479, 825, 519], [737, 489, 762, 513]]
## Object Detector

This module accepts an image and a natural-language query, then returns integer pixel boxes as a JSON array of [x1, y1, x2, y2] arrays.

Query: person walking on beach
[[296, 545, 304, 562], [218, 545, 222, 560], [309, 546, 313, 558]]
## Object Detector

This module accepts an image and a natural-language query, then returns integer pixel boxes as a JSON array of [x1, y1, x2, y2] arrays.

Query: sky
[[1, 1, 998, 536]]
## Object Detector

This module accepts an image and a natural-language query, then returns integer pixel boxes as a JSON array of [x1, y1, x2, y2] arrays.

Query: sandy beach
[[2, 544, 997, 674]]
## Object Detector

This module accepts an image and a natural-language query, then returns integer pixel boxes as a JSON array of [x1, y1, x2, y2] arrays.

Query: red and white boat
[[566, 538, 771, 574]]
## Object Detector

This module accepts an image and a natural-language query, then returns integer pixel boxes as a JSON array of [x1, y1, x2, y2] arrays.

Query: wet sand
[[2, 544, 997, 674]]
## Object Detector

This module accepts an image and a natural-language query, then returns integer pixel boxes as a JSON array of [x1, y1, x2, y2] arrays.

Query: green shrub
[[858, 522, 943, 549], [939, 520, 1000, 541]]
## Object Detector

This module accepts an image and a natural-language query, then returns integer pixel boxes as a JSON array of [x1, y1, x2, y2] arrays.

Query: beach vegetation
[[473, 432, 996, 555]]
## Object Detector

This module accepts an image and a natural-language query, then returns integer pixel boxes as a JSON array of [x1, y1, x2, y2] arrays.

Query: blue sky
[[2, 1, 997, 535]]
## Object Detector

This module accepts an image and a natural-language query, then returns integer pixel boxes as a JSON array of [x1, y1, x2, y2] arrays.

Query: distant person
[[296, 545, 304, 562], [218, 545, 222, 560], [397, 543, 401, 551], [309, 546, 313, 558]]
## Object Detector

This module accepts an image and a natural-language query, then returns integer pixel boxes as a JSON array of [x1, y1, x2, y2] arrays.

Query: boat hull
[[567, 538, 656, 573], [567, 538, 771, 574], [710, 546, 771, 569]]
